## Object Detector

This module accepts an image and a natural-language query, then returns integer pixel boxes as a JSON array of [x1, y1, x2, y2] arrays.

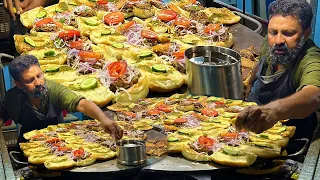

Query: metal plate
[[142, 156, 228, 172], [67, 156, 164, 173]]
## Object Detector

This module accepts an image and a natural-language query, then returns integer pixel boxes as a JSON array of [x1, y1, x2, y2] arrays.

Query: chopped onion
[[77, 62, 97, 73], [183, 114, 200, 128], [115, 87, 133, 101], [53, 13, 71, 25], [73, 5, 91, 14], [54, 38, 66, 48]]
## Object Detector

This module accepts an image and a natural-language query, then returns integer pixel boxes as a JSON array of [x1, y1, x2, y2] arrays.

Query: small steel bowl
[[116, 140, 146, 166]]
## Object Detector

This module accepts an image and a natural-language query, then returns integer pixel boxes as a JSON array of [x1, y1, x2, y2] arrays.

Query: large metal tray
[[142, 155, 228, 172], [67, 156, 164, 173]]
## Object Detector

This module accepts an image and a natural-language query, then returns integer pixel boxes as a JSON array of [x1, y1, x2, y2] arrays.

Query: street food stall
[[0, 0, 319, 179]]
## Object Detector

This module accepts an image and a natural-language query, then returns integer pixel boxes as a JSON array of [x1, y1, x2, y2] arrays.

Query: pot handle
[[287, 138, 310, 157], [9, 151, 28, 165]]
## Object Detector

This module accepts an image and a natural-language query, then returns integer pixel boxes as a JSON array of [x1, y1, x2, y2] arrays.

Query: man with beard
[[236, 0, 320, 141], [0, 55, 123, 144]]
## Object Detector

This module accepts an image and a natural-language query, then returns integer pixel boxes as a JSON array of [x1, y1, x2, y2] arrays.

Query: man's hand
[[3, 0, 46, 20], [4, 0, 22, 20], [235, 105, 279, 134], [76, 99, 123, 140], [100, 118, 123, 140], [19, 0, 46, 12]]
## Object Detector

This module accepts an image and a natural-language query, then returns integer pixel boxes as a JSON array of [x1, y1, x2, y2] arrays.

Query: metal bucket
[[185, 46, 243, 99], [116, 140, 146, 166]]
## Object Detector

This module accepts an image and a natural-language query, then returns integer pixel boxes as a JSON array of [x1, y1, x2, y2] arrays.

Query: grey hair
[[268, 0, 313, 31], [9, 55, 40, 82]]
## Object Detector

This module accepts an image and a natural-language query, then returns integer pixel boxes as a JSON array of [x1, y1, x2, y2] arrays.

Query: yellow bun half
[[138, 63, 185, 93], [238, 143, 281, 159], [14, 34, 54, 54], [23, 147, 50, 157], [266, 126, 296, 138], [210, 148, 257, 167], [249, 133, 289, 148], [90, 29, 127, 45], [20, 7, 44, 29], [44, 156, 76, 170], [85, 146, 117, 161], [42, 65, 79, 83], [26, 49, 67, 65], [167, 132, 194, 153], [77, 16, 105, 37], [122, 47, 162, 65], [74, 155, 96, 167], [113, 73, 149, 102], [28, 153, 56, 165], [23, 130, 40, 140], [181, 143, 210, 162], [61, 74, 115, 107]]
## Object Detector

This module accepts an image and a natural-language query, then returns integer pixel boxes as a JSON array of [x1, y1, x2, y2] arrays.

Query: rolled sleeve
[[47, 80, 85, 112], [297, 60, 320, 91]]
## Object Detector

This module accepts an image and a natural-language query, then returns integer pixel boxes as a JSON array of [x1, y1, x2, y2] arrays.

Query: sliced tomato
[[46, 138, 60, 144], [201, 108, 219, 117], [69, 40, 84, 50], [157, 105, 174, 113], [214, 101, 225, 105], [117, 20, 135, 32], [79, 50, 102, 59], [191, 0, 197, 4], [58, 30, 81, 40], [147, 109, 161, 116], [173, 118, 187, 124], [36, 18, 63, 28], [33, 134, 45, 138], [73, 148, 84, 157], [53, 142, 62, 147], [97, 0, 109, 4], [58, 146, 70, 152], [198, 136, 215, 148], [192, 112, 204, 120], [172, 51, 185, 59], [221, 132, 238, 140], [104, 12, 125, 25], [141, 30, 158, 39], [158, 9, 177, 21], [204, 23, 221, 34], [122, 111, 137, 118], [107, 60, 128, 78], [174, 17, 191, 28]]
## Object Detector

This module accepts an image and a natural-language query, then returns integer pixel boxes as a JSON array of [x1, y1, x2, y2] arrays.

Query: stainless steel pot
[[185, 46, 243, 99], [116, 140, 146, 166]]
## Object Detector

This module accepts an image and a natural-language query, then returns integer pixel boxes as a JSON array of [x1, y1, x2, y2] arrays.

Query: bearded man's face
[[17, 65, 48, 100], [267, 15, 307, 65]]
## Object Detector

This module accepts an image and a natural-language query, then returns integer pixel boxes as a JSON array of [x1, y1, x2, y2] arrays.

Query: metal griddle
[[142, 156, 228, 172], [66, 156, 164, 173]]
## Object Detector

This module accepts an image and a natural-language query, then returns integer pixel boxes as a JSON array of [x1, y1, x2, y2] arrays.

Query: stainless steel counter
[[299, 124, 320, 180], [0, 131, 15, 180]]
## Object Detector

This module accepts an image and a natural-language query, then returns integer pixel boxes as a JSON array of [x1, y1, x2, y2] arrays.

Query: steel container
[[185, 46, 243, 99], [116, 140, 146, 166]]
